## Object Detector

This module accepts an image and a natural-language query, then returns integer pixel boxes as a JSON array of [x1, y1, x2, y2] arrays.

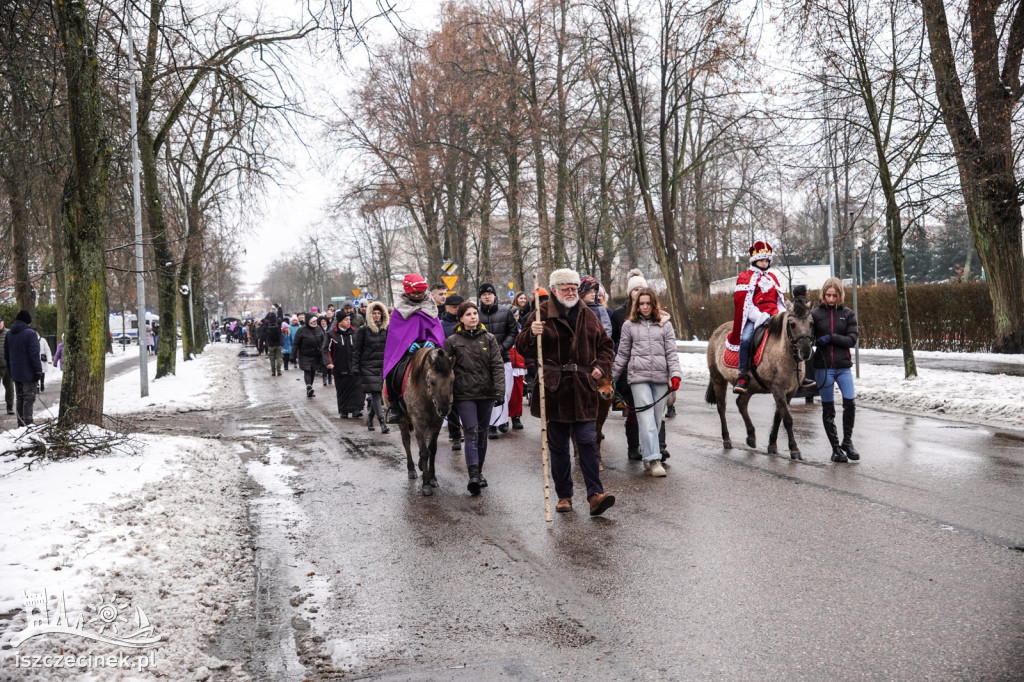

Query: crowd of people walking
[[202, 244, 860, 515], [0, 238, 860, 522]]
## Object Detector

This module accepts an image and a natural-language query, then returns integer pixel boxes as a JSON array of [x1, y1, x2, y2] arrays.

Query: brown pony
[[705, 297, 815, 459], [395, 347, 454, 495]]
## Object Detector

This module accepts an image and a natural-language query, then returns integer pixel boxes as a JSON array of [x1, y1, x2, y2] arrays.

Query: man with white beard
[[514, 268, 617, 517]]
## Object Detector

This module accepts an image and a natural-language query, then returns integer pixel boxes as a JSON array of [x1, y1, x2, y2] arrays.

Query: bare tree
[[920, 0, 1024, 352]]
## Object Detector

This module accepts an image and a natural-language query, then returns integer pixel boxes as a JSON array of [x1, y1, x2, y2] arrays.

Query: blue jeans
[[814, 368, 855, 403], [630, 382, 668, 461], [456, 399, 493, 467], [738, 321, 755, 371]]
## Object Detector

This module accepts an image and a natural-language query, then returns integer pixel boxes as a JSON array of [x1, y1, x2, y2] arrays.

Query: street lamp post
[[127, 18, 148, 397], [850, 210, 860, 378]]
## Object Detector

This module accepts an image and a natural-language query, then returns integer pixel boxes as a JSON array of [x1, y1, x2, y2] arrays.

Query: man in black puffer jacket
[[477, 282, 517, 438]]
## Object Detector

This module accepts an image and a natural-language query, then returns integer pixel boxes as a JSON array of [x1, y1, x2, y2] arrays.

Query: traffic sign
[[330, 296, 346, 302], [507, 290, 515, 299], [442, 260, 459, 275], [442, 275, 459, 291], [351, 288, 361, 298], [507, 281, 515, 290], [365, 293, 374, 301]]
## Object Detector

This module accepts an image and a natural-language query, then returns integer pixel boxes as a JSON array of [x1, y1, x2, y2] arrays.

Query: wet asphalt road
[[228, 356, 1023, 681]]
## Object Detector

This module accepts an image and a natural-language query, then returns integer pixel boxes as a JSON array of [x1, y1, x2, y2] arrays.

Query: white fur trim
[[549, 268, 581, 288]]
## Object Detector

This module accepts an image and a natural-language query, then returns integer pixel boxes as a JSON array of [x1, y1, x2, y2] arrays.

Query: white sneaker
[[649, 460, 667, 477]]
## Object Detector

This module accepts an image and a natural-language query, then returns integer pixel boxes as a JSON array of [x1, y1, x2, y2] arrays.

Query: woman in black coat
[[811, 277, 861, 463], [292, 314, 325, 398], [353, 301, 390, 433], [324, 314, 363, 418]]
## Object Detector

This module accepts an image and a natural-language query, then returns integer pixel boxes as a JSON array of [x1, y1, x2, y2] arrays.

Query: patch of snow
[[104, 344, 247, 415], [0, 436, 252, 681]]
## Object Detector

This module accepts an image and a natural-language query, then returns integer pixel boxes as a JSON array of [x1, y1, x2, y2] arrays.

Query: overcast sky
[[239, 1, 441, 288]]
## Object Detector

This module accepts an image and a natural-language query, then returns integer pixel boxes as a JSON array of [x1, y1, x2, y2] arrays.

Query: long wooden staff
[[534, 273, 552, 522]]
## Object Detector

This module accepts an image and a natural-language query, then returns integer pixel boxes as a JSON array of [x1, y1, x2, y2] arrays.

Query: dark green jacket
[[443, 325, 505, 402]]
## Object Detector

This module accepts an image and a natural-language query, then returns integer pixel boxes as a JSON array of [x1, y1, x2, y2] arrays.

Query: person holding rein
[[443, 300, 505, 494]]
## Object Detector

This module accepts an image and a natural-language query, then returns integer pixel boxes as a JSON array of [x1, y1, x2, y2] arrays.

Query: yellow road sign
[[507, 281, 515, 290], [442, 275, 459, 291], [351, 289, 361, 298]]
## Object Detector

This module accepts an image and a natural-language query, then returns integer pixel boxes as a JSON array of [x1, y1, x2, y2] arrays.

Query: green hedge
[[0, 304, 58, 336], [686, 281, 995, 352]]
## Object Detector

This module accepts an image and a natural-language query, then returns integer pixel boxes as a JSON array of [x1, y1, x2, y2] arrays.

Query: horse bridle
[[786, 315, 815, 367]]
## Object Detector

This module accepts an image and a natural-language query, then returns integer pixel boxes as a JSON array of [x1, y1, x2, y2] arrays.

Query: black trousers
[[14, 380, 35, 426]]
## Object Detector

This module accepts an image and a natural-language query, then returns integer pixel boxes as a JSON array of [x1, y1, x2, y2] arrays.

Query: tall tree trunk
[[550, 0, 569, 266], [138, 126, 179, 377], [505, 153, 525, 292], [886, 202, 917, 377], [921, 0, 1024, 352], [479, 169, 492, 281], [55, 0, 110, 426], [7, 174, 33, 315]]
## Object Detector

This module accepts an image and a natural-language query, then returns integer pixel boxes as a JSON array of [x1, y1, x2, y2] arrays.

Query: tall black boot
[[823, 402, 847, 462], [659, 421, 669, 461], [625, 419, 641, 460], [467, 465, 482, 495], [841, 398, 860, 460], [367, 412, 375, 431], [478, 451, 488, 488]]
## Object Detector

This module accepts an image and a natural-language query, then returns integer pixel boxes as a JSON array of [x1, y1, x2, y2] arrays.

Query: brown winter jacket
[[443, 325, 505, 403], [514, 297, 614, 423]]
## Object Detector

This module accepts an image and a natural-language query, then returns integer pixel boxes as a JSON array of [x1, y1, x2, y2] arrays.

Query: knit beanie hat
[[478, 282, 496, 296], [625, 268, 647, 295], [578, 275, 598, 298]]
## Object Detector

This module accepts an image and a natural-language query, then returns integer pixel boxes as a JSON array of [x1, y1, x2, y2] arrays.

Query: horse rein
[[613, 387, 672, 414]]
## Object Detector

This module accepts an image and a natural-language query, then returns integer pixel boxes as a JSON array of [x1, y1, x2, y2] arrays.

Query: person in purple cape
[[383, 273, 446, 423]]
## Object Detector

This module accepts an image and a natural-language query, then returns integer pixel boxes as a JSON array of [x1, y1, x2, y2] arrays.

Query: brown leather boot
[[555, 498, 573, 513], [588, 492, 616, 516]]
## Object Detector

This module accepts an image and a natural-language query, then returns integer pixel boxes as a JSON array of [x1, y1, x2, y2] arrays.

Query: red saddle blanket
[[383, 359, 412, 402], [723, 331, 770, 370]]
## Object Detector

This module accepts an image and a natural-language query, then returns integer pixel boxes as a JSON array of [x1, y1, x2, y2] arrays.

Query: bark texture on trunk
[[55, 0, 110, 426], [921, 0, 1024, 352]]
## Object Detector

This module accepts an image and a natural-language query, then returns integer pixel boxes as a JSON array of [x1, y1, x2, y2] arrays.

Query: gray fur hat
[[549, 268, 581, 289]]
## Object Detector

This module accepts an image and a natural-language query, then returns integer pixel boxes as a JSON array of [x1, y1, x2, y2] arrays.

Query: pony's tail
[[705, 381, 717, 404]]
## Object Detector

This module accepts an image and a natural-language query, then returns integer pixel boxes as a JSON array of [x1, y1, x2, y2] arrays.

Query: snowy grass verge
[[676, 351, 1024, 430], [0, 434, 252, 681], [104, 343, 247, 415]]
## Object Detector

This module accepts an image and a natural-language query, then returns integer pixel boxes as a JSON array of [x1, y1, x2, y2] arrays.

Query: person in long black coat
[[324, 314, 364, 418], [353, 301, 390, 433], [292, 314, 325, 398]]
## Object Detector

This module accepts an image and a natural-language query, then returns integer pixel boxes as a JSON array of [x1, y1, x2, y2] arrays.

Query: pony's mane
[[430, 348, 452, 374], [768, 311, 786, 337]]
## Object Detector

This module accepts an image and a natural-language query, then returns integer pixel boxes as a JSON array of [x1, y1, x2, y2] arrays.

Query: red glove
[[670, 376, 680, 392]]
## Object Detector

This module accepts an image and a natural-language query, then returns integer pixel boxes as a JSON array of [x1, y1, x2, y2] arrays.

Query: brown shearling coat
[[514, 297, 614, 423]]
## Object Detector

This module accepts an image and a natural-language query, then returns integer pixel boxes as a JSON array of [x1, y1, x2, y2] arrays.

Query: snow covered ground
[[0, 344, 252, 680], [677, 341, 1024, 430]]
